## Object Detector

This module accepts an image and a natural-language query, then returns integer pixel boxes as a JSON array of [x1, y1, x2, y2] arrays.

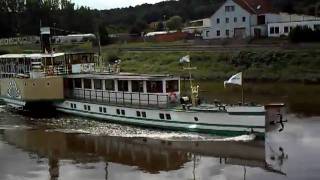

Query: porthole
[[194, 117, 199, 122], [32, 83, 36, 86], [136, 111, 141, 117], [47, 82, 50, 86]]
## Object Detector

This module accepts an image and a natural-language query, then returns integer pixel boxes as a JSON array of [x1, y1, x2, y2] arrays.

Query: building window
[[105, 80, 115, 91], [166, 80, 179, 92], [147, 81, 163, 93], [242, 17, 246, 22], [118, 80, 128, 91], [225, 5, 235, 12], [136, 111, 141, 117], [270, 27, 275, 34], [94, 79, 102, 90], [275, 27, 280, 34], [74, 79, 82, 88], [226, 29, 230, 37], [142, 112, 146, 118], [216, 30, 220, 36], [234, 17, 237, 23], [225, 18, 229, 23], [216, 18, 220, 24], [132, 80, 144, 92], [166, 114, 171, 120], [159, 113, 165, 120], [284, 26, 289, 33], [84, 79, 92, 89], [205, 30, 209, 37]]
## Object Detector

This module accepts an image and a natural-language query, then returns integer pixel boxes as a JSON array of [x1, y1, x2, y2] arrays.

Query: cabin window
[[166, 114, 171, 120], [84, 79, 92, 89], [121, 110, 125, 115], [136, 111, 141, 117], [94, 79, 103, 90], [71, 104, 74, 109], [84, 105, 87, 110], [142, 112, 146, 118], [147, 81, 163, 93], [105, 80, 115, 91], [118, 80, 128, 91], [116, 109, 120, 115], [166, 80, 179, 92], [132, 80, 144, 92], [87, 105, 91, 111], [99, 107, 103, 112], [159, 113, 165, 120], [103, 107, 107, 113]]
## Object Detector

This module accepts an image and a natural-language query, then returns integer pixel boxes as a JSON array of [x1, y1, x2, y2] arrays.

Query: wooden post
[[241, 72, 244, 105]]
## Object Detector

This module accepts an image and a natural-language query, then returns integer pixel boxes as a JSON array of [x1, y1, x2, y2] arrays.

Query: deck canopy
[[0, 53, 65, 60], [65, 72, 179, 80]]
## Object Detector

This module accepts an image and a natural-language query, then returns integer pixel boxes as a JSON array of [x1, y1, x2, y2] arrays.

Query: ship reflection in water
[[0, 126, 287, 180]]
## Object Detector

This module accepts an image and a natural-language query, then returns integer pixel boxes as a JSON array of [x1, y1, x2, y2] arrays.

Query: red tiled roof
[[233, 0, 273, 14]]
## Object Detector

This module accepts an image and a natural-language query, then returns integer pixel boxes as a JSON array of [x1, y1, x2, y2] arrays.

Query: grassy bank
[[101, 48, 320, 83]]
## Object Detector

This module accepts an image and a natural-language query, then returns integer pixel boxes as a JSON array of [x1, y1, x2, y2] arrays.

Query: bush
[[289, 26, 320, 43]]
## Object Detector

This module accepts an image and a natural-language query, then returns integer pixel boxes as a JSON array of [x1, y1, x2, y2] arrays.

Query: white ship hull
[[54, 100, 266, 138]]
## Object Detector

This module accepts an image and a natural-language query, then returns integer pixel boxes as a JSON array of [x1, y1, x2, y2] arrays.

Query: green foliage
[[166, 16, 183, 30], [289, 26, 320, 43], [99, 25, 110, 46]]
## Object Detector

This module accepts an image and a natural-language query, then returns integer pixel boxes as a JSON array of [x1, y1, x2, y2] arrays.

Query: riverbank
[[102, 47, 320, 83]]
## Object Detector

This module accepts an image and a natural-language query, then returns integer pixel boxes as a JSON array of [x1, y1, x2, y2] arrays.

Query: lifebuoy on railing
[[47, 66, 54, 76], [169, 92, 178, 103]]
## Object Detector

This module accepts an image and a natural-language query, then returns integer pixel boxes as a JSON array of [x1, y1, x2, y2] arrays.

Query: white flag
[[179, 55, 190, 63], [224, 72, 242, 87]]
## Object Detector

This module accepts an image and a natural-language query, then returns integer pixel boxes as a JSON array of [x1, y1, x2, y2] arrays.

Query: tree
[[99, 25, 110, 45], [166, 16, 183, 30], [156, 22, 165, 31]]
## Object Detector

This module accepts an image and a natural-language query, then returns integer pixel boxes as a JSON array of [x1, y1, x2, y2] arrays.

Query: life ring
[[169, 92, 178, 103]]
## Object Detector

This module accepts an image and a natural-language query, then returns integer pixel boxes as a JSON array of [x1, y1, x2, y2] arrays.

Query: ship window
[[87, 105, 91, 111], [166, 80, 179, 92], [166, 114, 171, 120], [84, 79, 92, 89], [121, 110, 125, 115], [132, 80, 144, 92], [94, 79, 102, 90], [74, 104, 77, 109], [159, 113, 165, 120], [142, 112, 146, 118], [74, 79, 82, 88], [84, 105, 87, 110], [103, 107, 107, 113], [147, 81, 163, 93], [116, 109, 120, 115], [118, 80, 128, 91], [99, 107, 103, 112], [71, 104, 74, 108], [136, 111, 141, 117], [105, 80, 115, 91]]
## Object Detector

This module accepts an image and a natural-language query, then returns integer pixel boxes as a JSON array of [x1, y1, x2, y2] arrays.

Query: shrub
[[289, 26, 320, 43]]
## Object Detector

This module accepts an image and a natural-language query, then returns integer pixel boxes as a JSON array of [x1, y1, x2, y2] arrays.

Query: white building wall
[[203, 0, 253, 39], [268, 20, 320, 37]]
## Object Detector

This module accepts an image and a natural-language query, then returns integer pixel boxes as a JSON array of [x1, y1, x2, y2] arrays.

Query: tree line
[[0, 0, 317, 39]]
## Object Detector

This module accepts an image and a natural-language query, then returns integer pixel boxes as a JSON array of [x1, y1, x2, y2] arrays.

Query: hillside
[[0, 0, 318, 38]]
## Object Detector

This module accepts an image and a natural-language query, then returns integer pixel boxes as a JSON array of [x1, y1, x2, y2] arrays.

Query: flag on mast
[[179, 55, 190, 63], [224, 72, 242, 87]]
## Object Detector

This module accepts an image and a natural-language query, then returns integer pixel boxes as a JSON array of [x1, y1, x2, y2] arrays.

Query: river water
[[0, 83, 319, 180]]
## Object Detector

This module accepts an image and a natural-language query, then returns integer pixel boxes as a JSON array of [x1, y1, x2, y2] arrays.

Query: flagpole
[[241, 72, 244, 105]]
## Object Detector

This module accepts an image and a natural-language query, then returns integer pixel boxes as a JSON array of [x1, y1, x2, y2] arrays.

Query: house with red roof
[[184, 0, 320, 39]]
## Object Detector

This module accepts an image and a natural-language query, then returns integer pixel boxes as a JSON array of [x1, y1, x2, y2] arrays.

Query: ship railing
[[66, 89, 174, 108]]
